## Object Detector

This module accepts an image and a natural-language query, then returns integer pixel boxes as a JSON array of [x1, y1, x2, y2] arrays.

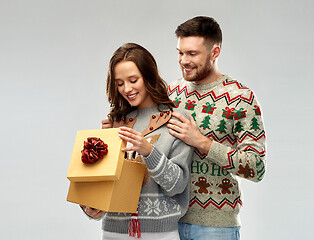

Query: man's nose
[[180, 54, 190, 65]]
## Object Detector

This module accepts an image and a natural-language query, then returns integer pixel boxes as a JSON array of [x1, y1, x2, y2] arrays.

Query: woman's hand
[[80, 205, 105, 219], [118, 126, 153, 157]]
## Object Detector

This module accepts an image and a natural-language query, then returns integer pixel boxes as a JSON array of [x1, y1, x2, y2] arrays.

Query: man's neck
[[191, 70, 224, 85]]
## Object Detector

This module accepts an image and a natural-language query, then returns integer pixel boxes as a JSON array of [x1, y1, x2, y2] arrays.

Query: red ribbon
[[81, 137, 108, 164]]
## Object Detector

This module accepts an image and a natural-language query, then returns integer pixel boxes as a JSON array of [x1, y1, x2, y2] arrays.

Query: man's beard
[[181, 62, 212, 82]]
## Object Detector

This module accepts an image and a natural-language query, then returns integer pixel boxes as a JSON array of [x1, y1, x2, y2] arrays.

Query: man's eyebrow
[[176, 48, 199, 53]]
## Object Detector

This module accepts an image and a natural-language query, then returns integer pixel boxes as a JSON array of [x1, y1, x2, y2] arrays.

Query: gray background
[[1, 0, 313, 239]]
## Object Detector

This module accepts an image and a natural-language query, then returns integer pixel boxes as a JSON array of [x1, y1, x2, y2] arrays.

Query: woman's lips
[[127, 93, 138, 100]]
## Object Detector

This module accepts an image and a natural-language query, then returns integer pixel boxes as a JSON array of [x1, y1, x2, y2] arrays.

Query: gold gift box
[[67, 128, 126, 182], [66, 128, 146, 213]]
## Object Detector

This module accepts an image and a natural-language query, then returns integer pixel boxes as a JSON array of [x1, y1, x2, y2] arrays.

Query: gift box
[[66, 128, 146, 213], [67, 128, 127, 182]]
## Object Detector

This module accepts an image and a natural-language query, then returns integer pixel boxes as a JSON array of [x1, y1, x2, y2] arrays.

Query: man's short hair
[[175, 16, 222, 47]]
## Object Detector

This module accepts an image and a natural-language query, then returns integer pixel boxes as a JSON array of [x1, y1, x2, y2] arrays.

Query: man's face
[[177, 36, 213, 84]]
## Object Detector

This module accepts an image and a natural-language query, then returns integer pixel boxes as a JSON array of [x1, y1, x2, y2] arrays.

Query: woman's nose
[[124, 82, 132, 93]]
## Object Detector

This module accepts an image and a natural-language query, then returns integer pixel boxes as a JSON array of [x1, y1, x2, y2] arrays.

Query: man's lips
[[182, 66, 195, 73]]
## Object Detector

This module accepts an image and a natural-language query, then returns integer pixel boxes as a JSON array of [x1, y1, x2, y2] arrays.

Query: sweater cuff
[[207, 140, 226, 164], [142, 146, 163, 170]]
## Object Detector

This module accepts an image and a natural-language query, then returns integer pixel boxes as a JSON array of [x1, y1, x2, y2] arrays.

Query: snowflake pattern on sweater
[[168, 75, 266, 227]]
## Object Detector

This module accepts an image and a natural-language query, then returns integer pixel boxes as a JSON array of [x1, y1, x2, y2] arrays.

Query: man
[[166, 16, 266, 240]]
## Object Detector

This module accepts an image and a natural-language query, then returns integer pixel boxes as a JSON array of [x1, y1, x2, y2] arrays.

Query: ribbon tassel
[[129, 210, 141, 238]]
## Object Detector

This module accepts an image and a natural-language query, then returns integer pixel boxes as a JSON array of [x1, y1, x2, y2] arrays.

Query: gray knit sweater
[[101, 105, 193, 234]]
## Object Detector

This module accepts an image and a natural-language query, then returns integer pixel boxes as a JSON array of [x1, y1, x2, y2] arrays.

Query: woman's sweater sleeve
[[142, 139, 193, 197]]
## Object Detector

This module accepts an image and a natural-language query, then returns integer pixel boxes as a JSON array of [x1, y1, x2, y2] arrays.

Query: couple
[[80, 16, 267, 240]]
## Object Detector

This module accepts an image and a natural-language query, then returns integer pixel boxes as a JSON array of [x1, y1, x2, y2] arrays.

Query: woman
[[81, 43, 193, 240]]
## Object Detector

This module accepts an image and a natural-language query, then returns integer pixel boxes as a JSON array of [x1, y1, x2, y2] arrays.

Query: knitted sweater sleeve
[[142, 138, 193, 197], [207, 90, 266, 182]]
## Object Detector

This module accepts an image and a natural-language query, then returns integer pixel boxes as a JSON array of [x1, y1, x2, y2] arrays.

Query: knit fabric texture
[[168, 75, 266, 227], [102, 105, 194, 234]]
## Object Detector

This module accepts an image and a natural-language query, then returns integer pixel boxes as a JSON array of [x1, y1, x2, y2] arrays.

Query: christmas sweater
[[102, 105, 194, 234], [168, 75, 266, 227]]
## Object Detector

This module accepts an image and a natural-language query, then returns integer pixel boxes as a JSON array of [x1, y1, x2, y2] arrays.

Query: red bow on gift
[[81, 137, 108, 164]]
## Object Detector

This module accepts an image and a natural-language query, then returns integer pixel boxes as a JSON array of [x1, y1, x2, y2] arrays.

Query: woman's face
[[114, 60, 156, 109]]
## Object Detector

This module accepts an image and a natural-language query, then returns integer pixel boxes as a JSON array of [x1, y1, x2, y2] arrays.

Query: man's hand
[[101, 119, 113, 129], [167, 112, 212, 155], [80, 205, 105, 219]]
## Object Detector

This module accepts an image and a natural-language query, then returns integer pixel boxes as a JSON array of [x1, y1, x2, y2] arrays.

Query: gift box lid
[[67, 128, 126, 182]]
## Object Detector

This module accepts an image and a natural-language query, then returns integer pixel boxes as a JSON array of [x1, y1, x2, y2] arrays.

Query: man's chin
[[182, 73, 196, 82], [183, 75, 199, 82]]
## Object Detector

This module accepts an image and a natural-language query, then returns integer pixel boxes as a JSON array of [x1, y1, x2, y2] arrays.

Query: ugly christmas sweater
[[102, 105, 193, 234], [168, 75, 266, 227]]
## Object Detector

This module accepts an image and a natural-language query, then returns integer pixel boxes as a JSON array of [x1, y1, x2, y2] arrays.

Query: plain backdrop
[[1, 0, 313, 239]]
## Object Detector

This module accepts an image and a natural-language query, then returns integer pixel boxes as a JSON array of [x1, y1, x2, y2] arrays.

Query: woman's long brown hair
[[106, 43, 174, 122]]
